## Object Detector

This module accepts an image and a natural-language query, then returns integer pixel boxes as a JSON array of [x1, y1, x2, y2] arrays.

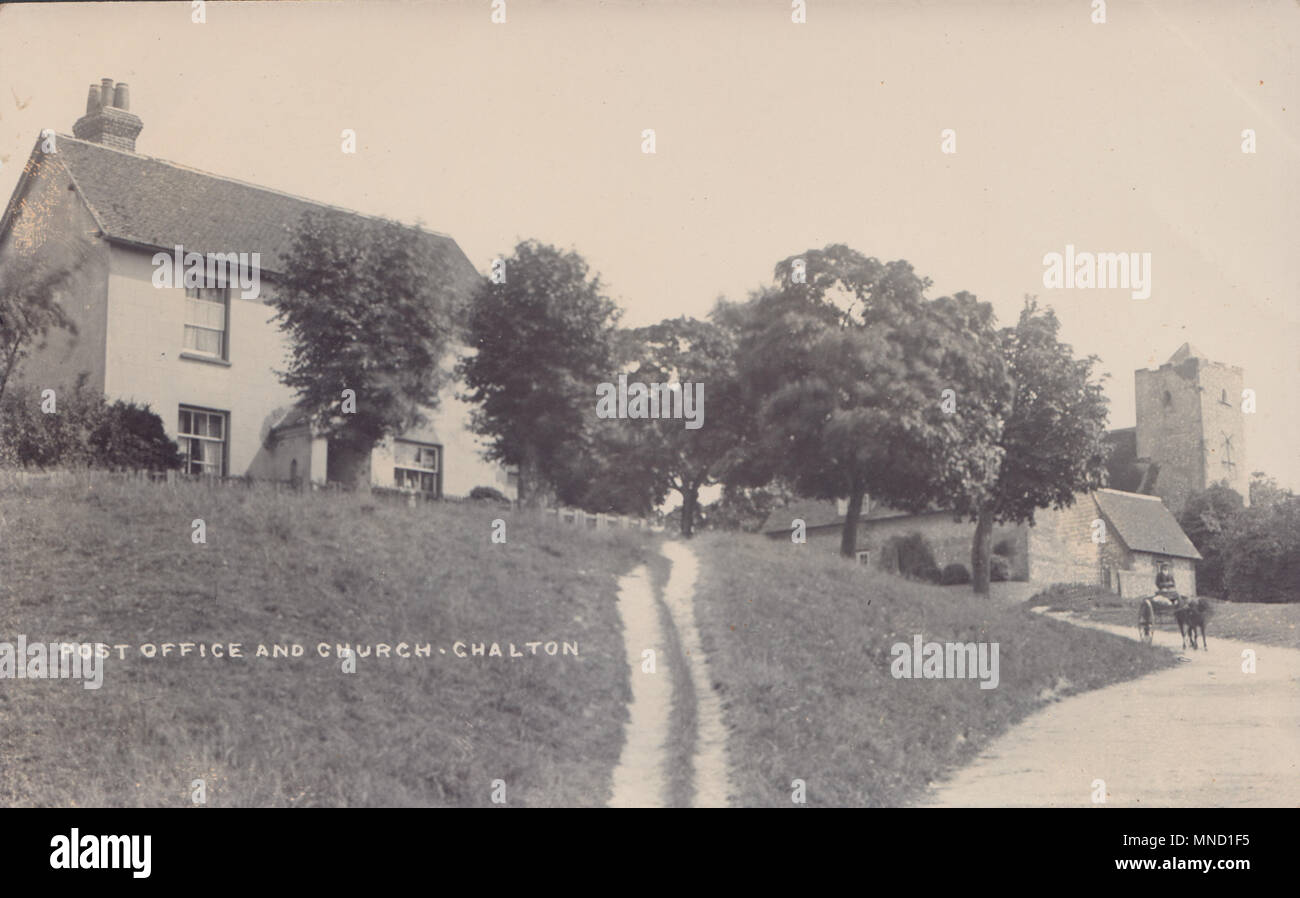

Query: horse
[[1171, 594, 1212, 651], [1137, 596, 1155, 645]]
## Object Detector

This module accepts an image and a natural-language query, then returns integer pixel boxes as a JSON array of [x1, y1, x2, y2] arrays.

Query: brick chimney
[[72, 78, 142, 152]]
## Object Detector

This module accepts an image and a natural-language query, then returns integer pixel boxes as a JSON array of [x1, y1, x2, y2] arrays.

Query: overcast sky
[[1, 0, 1296, 488]]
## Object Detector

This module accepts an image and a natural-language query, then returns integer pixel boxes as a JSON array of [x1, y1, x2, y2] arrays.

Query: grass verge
[[0, 473, 654, 807], [691, 530, 1177, 807]]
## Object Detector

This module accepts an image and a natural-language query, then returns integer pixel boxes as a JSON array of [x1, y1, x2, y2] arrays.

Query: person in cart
[[1154, 561, 1180, 605]]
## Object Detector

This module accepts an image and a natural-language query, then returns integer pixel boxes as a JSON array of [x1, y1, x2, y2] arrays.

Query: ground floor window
[[855, 550, 870, 566], [394, 440, 439, 494], [178, 406, 227, 476]]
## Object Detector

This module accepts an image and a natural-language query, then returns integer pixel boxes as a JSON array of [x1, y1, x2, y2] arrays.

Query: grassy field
[[690, 531, 1178, 807], [0, 473, 656, 807], [1026, 584, 1300, 650]]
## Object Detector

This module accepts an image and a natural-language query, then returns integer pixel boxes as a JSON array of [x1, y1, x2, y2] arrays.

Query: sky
[[1, 0, 1296, 488]]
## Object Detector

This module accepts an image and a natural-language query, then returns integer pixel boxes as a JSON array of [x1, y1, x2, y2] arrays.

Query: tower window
[[1162, 390, 1172, 408]]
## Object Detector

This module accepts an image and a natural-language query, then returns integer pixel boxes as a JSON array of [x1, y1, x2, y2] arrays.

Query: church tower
[[1134, 344, 1249, 515]]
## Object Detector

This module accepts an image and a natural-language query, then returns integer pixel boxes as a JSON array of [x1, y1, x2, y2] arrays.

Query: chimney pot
[[74, 77, 143, 152]]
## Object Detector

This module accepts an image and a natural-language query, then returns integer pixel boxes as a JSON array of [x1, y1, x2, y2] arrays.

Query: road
[[920, 613, 1300, 807]]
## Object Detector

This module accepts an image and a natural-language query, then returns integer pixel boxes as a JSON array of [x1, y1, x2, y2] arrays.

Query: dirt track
[[920, 613, 1300, 807]]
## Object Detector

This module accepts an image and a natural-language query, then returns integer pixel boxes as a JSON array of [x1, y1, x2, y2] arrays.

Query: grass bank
[[0, 473, 655, 807], [691, 531, 1177, 807]]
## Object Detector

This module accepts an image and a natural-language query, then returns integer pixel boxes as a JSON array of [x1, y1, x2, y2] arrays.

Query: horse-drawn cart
[[1137, 592, 1210, 649]]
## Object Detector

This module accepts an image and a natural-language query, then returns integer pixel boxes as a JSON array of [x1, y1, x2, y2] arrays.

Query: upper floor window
[[394, 440, 439, 493], [178, 406, 227, 476], [184, 286, 228, 359]]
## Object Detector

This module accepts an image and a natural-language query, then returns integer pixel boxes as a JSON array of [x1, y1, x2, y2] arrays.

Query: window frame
[[177, 404, 229, 477], [393, 439, 441, 496], [182, 285, 231, 361]]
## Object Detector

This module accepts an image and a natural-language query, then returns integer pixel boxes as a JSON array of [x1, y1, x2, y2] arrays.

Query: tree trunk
[[0, 337, 22, 406], [680, 486, 699, 538], [839, 489, 864, 559], [518, 444, 544, 509], [971, 505, 995, 596]]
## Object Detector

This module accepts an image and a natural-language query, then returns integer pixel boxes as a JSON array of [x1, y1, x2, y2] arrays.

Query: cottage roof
[[759, 497, 943, 534], [1093, 488, 1202, 560], [6, 135, 480, 292]]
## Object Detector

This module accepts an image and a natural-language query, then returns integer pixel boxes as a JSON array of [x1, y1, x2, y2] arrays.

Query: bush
[[0, 377, 105, 468], [468, 485, 509, 502], [1221, 495, 1300, 602], [990, 554, 1011, 582], [939, 562, 971, 585], [882, 532, 940, 583], [0, 378, 178, 472], [89, 400, 182, 471]]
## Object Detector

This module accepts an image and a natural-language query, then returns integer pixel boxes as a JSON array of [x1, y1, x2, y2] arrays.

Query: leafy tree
[[0, 237, 90, 403], [272, 211, 463, 482], [1178, 481, 1245, 597], [701, 482, 795, 533], [957, 299, 1110, 594], [613, 314, 750, 536], [457, 241, 620, 507], [1221, 493, 1300, 603], [1249, 471, 1292, 507], [736, 245, 1010, 559]]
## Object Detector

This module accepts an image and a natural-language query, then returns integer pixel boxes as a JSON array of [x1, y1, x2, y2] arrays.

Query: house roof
[[1093, 488, 1201, 560], [12, 135, 480, 292], [760, 497, 944, 534], [270, 402, 443, 445], [1167, 342, 1206, 365]]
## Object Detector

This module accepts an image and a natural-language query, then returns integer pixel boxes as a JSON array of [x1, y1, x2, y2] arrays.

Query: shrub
[[468, 485, 509, 502], [89, 400, 182, 471], [1221, 495, 1300, 602], [990, 554, 1011, 582], [882, 532, 940, 583], [0, 379, 178, 472], [0, 376, 104, 468], [939, 562, 971, 585]]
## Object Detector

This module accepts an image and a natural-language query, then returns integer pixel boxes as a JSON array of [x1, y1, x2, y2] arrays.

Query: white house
[[0, 79, 515, 500]]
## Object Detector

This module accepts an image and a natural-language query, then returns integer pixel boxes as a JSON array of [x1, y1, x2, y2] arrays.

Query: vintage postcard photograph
[[0, 0, 1295, 848]]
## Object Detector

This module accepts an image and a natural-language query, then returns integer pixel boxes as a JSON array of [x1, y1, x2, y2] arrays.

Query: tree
[[457, 241, 620, 507], [736, 245, 1010, 559], [1178, 481, 1245, 597], [614, 314, 750, 536], [959, 299, 1110, 594], [272, 211, 462, 482], [701, 482, 795, 533], [1221, 493, 1300, 603], [1249, 471, 1292, 508], [0, 237, 90, 404]]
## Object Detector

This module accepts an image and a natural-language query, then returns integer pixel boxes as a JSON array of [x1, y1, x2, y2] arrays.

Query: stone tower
[[1134, 344, 1248, 515]]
